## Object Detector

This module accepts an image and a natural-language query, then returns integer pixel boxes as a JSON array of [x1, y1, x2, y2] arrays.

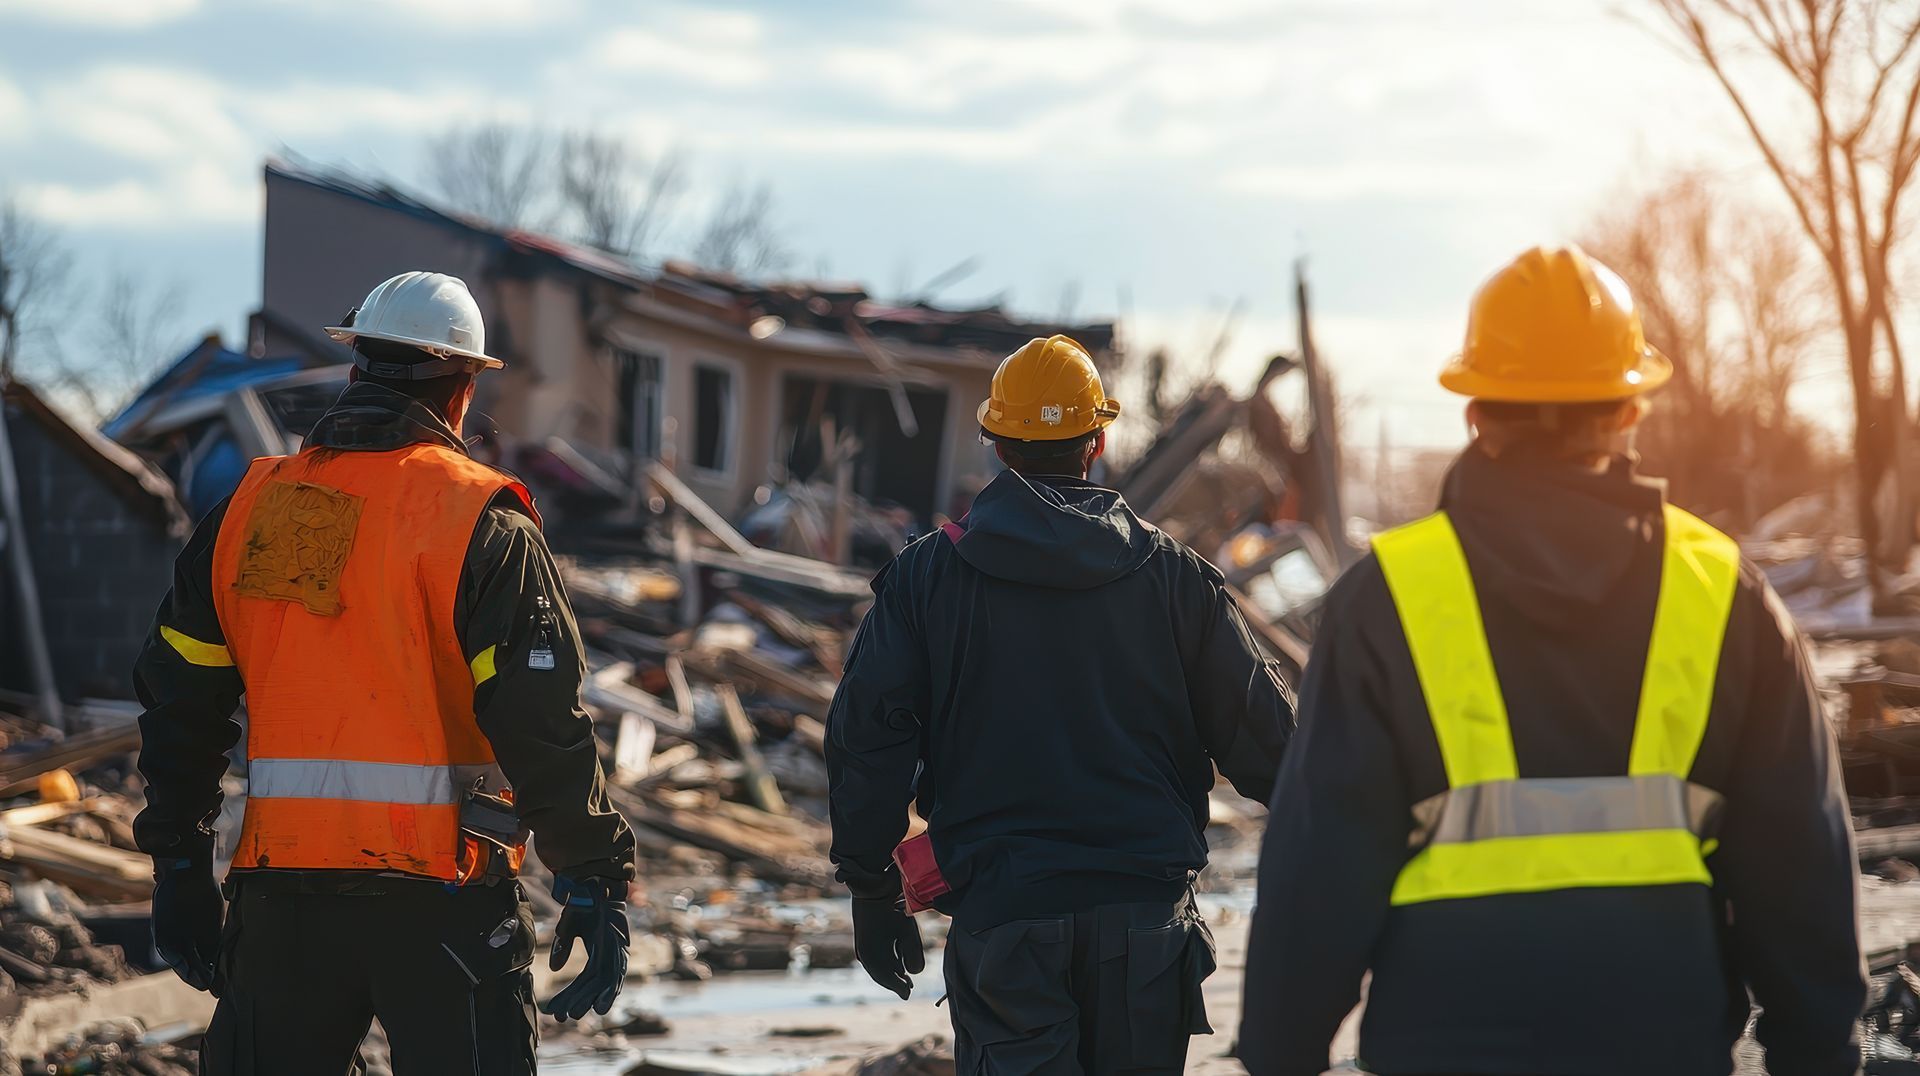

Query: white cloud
[[251, 0, 570, 27], [20, 159, 258, 228], [44, 66, 253, 164], [0, 76, 27, 140], [0, 0, 198, 27], [589, 8, 769, 89], [242, 84, 522, 138]]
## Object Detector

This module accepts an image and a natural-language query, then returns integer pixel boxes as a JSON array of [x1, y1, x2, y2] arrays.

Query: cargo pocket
[[947, 917, 1078, 1075], [440, 897, 538, 1076], [1124, 917, 1217, 1069]]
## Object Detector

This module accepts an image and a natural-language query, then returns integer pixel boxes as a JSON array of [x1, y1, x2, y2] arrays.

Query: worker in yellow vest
[[1238, 245, 1863, 1076]]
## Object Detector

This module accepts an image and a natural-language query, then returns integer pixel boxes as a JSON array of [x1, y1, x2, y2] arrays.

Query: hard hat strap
[[352, 350, 480, 381]]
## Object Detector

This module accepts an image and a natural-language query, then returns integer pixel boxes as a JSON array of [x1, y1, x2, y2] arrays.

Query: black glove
[[543, 874, 629, 1021], [852, 896, 924, 1000], [152, 856, 223, 994]]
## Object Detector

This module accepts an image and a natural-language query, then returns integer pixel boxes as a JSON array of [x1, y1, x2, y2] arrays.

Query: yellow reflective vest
[[1371, 504, 1740, 905]]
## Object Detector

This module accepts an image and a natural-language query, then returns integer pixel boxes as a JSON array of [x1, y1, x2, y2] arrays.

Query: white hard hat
[[325, 271, 505, 377]]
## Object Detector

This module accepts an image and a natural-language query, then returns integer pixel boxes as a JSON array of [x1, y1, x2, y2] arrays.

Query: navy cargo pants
[[943, 894, 1217, 1075]]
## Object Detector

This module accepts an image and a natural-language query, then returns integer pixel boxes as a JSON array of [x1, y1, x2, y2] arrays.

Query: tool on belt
[[456, 783, 529, 885]]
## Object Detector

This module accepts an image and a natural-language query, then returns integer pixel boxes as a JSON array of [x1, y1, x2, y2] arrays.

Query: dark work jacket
[[1238, 446, 1863, 1076], [132, 382, 636, 883], [826, 469, 1294, 929]]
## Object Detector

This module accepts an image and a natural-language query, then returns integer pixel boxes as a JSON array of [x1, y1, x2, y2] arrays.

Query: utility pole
[[1297, 260, 1356, 567], [0, 383, 63, 731]]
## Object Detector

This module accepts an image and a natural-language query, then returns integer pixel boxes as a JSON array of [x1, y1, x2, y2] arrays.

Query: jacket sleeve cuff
[[554, 857, 635, 883], [836, 861, 903, 901]]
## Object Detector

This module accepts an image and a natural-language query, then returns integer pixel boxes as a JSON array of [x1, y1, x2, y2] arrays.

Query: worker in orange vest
[[132, 272, 636, 1075]]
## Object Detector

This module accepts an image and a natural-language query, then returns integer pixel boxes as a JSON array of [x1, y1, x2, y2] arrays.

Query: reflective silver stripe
[[249, 759, 458, 805], [1409, 774, 1724, 849]]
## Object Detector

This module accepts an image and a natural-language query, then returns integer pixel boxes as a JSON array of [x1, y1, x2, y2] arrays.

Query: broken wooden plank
[[0, 722, 143, 799], [584, 663, 692, 733], [0, 798, 111, 828], [665, 655, 697, 729], [1225, 583, 1309, 678], [718, 684, 786, 817], [725, 648, 835, 710], [604, 786, 827, 887], [0, 822, 151, 900], [649, 461, 760, 559]]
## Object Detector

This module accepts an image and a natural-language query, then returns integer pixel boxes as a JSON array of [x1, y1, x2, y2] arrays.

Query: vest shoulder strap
[[1371, 511, 1517, 786], [1629, 504, 1740, 777]]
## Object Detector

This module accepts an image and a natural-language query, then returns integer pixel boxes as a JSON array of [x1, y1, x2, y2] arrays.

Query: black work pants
[[200, 874, 538, 1076], [943, 896, 1216, 1075]]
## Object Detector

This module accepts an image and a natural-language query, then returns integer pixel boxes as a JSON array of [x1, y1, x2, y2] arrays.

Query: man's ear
[[1086, 430, 1107, 470]]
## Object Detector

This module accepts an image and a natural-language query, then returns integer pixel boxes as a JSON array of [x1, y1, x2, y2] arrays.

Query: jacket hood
[[306, 381, 467, 454], [1438, 444, 1666, 630], [952, 470, 1157, 589]]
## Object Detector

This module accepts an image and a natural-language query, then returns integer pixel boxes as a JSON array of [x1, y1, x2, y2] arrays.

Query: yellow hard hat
[[978, 335, 1121, 441], [1440, 244, 1671, 403]]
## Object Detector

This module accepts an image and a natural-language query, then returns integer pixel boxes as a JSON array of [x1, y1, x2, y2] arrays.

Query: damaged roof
[[4, 381, 191, 538], [266, 158, 1117, 360]]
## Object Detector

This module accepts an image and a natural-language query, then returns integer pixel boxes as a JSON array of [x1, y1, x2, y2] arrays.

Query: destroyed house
[[105, 335, 346, 518], [256, 159, 1116, 523], [1, 383, 189, 704]]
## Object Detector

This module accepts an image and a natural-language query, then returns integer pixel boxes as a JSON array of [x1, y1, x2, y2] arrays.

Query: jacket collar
[[305, 381, 467, 455]]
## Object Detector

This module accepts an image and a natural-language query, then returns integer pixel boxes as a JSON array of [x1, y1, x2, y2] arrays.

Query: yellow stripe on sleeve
[[470, 645, 498, 686], [160, 625, 234, 668]]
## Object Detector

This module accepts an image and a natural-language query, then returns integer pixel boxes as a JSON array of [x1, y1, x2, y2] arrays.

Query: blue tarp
[[102, 339, 312, 442]]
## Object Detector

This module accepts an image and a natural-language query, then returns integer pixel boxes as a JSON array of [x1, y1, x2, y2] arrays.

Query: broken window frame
[[692, 360, 738, 476], [612, 344, 668, 462]]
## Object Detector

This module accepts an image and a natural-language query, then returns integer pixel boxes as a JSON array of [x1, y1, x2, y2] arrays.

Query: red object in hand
[[893, 832, 951, 913]]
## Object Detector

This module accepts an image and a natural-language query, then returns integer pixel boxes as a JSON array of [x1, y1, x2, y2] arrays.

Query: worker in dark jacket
[[1238, 246, 1863, 1076], [828, 334, 1294, 1075], [134, 271, 635, 1075]]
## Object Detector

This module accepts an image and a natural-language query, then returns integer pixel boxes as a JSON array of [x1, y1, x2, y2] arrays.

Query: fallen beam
[[0, 722, 144, 799]]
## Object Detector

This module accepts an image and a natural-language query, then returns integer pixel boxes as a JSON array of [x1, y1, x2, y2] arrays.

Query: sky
[[0, 0, 1798, 447]]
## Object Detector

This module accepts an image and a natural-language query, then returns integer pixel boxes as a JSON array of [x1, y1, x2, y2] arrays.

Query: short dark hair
[[1472, 398, 1640, 460], [992, 430, 1097, 475], [352, 338, 474, 417]]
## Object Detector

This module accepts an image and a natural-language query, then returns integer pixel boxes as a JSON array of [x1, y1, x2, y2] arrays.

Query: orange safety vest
[[211, 443, 538, 881]]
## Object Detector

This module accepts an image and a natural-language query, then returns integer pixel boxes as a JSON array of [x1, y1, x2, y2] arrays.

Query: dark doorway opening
[[780, 376, 948, 521]]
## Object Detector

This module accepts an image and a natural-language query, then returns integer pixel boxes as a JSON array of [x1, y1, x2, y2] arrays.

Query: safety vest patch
[[233, 479, 366, 616]]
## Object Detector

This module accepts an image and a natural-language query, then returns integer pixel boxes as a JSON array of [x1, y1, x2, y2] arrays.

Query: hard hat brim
[[1438, 346, 1671, 403], [976, 398, 1121, 441], [325, 326, 506, 371]]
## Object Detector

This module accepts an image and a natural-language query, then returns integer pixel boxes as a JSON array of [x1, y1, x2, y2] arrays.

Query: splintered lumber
[[725, 648, 836, 711], [605, 786, 828, 887], [665, 655, 697, 729], [0, 722, 143, 799], [719, 684, 787, 817], [1225, 583, 1310, 677], [0, 798, 111, 828], [1, 823, 151, 900], [584, 662, 692, 733], [793, 715, 827, 757], [649, 461, 760, 559], [730, 594, 843, 677]]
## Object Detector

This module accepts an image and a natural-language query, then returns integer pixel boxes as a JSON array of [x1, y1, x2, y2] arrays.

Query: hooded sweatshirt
[[1237, 446, 1863, 1076], [826, 469, 1294, 928]]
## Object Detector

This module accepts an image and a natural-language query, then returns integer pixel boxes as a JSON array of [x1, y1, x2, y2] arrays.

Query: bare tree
[[0, 199, 71, 383], [426, 123, 552, 229], [1583, 168, 1829, 523], [55, 270, 191, 422], [1646, 0, 1920, 574], [692, 182, 790, 277], [557, 131, 685, 257]]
